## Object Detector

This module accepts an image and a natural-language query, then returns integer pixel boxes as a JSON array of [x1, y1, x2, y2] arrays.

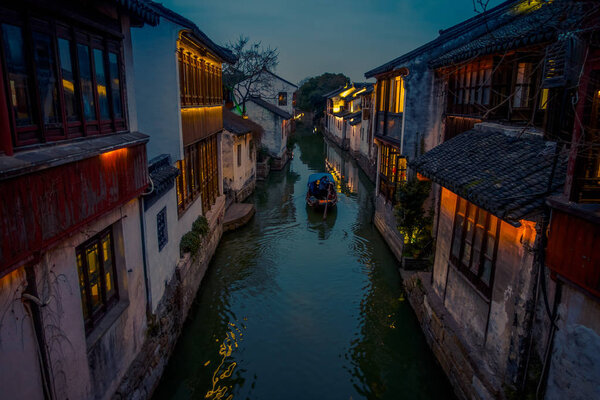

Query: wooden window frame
[[378, 144, 406, 204], [176, 134, 219, 216], [76, 227, 119, 335], [449, 197, 500, 299], [0, 11, 127, 149], [177, 45, 223, 107]]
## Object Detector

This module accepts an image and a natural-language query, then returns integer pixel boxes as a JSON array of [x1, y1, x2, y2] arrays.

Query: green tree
[[296, 73, 350, 119]]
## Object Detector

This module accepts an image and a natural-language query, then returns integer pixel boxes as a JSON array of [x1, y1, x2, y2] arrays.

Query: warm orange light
[[62, 79, 74, 93], [340, 87, 356, 98], [101, 148, 128, 160], [518, 220, 537, 248], [353, 88, 367, 97]]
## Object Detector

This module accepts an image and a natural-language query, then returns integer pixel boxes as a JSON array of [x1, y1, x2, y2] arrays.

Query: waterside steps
[[223, 203, 256, 232]]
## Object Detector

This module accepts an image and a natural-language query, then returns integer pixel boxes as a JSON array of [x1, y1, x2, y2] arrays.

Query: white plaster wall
[[233, 134, 256, 191], [245, 101, 285, 158], [222, 131, 255, 192], [0, 268, 45, 400], [131, 18, 183, 161], [546, 286, 600, 400], [143, 187, 179, 313], [236, 74, 297, 116], [0, 199, 147, 400]]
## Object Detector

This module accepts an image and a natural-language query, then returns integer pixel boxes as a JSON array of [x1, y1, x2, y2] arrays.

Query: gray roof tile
[[410, 126, 568, 225]]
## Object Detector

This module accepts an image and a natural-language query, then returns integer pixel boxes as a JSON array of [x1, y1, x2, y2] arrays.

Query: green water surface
[[153, 125, 454, 400]]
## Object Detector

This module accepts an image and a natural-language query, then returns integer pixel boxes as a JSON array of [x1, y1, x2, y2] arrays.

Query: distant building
[[323, 83, 376, 179], [0, 1, 158, 399], [244, 96, 293, 170], [235, 70, 298, 117], [222, 109, 263, 202]]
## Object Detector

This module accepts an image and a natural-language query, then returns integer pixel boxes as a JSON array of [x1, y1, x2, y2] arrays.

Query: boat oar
[[323, 184, 331, 220]]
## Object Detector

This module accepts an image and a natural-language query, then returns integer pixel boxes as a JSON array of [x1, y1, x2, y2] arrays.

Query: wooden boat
[[306, 173, 337, 209]]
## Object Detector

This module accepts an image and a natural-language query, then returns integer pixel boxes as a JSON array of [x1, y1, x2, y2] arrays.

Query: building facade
[[393, 1, 600, 399], [0, 1, 159, 399], [244, 96, 292, 169], [222, 108, 263, 202]]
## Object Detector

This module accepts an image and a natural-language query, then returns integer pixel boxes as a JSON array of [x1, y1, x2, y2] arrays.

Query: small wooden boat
[[306, 173, 337, 209]]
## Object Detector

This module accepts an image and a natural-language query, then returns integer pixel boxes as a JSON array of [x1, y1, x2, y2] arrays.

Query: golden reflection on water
[[204, 322, 245, 400]]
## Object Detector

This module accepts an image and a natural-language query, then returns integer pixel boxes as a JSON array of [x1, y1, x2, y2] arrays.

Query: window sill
[[86, 300, 129, 352]]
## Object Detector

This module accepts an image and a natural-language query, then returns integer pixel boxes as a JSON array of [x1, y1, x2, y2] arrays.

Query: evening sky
[[158, 0, 504, 84]]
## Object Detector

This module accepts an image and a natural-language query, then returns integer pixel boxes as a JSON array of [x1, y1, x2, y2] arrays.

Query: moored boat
[[306, 173, 337, 208]]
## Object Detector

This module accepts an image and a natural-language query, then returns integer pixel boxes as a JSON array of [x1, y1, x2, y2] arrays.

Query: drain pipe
[[138, 198, 152, 317], [23, 263, 55, 400]]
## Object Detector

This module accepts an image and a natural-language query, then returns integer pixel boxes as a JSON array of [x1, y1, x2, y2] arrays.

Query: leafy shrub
[[394, 179, 434, 260], [192, 216, 209, 237], [180, 231, 201, 255]]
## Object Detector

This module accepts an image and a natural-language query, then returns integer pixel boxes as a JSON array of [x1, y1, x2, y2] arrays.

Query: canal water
[[154, 125, 454, 400]]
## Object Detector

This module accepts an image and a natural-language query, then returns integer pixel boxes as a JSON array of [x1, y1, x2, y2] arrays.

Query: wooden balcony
[[181, 106, 223, 146], [0, 135, 148, 277]]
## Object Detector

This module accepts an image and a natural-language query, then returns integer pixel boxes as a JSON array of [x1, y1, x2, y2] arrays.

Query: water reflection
[[154, 123, 454, 400]]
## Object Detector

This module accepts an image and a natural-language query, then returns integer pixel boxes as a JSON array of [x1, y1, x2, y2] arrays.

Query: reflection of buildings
[[325, 139, 359, 194]]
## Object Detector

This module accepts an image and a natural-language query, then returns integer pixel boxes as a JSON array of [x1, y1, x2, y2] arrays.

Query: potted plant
[[394, 179, 434, 270]]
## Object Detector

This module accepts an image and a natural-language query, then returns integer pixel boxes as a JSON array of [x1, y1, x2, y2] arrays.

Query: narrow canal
[[154, 125, 454, 400]]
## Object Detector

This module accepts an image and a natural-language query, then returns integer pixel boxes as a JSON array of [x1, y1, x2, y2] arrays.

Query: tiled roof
[[410, 125, 568, 225], [430, 0, 592, 68], [323, 85, 349, 99], [223, 108, 264, 137], [145, 154, 180, 210], [264, 70, 298, 89], [247, 97, 292, 119], [115, 0, 159, 25], [365, 0, 520, 77], [144, 1, 236, 63]]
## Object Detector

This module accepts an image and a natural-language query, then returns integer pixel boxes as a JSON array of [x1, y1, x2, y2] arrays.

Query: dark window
[[447, 58, 492, 116], [278, 91, 287, 106], [249, 139, 253, 161], [58, 38, 79, 122], [0, 16, 126, 148], [77, 43, 96, 121], [93, 48, 110, 120], [237, 143, 242, 167], [378, 144, 406, 204], [1, 24, 34, 129], [450, 197, 500, 298], [176, 134, 219, 215], [157, 207, 168, 251], [76, 227, 118, 334]]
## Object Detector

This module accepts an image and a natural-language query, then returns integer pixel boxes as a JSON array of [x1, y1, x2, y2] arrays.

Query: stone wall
[[113, 197, 225, 400], [401, 270, 499, 400], [373, 194, 404, 262]]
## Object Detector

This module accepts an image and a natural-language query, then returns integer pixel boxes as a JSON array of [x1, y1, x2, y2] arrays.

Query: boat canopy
[[307, 173, 335, 187]]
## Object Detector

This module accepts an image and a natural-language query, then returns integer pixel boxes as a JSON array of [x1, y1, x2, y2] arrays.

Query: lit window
[[278, 92, 287, 106], [450, 197, 500, 297], [76, 228, 118, 334]]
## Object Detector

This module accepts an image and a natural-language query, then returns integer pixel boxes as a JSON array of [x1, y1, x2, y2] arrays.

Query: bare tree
[[223, 36, 279, 113]]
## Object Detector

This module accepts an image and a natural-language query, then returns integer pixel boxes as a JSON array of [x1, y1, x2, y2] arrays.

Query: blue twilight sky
[[158, 0, 504, 84]]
